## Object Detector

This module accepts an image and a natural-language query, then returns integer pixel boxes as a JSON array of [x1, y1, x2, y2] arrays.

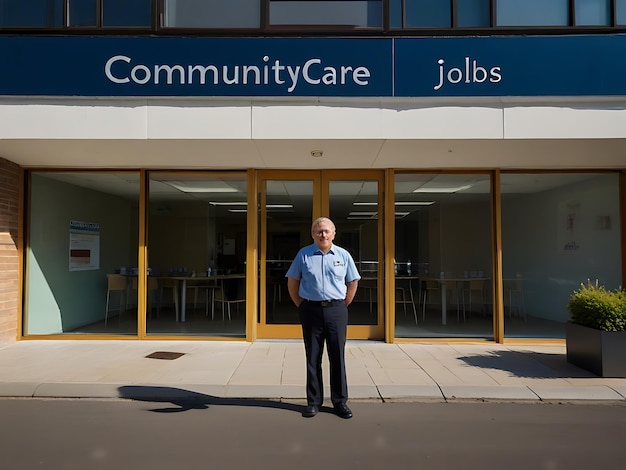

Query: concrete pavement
[[0, 340, 625, 403]]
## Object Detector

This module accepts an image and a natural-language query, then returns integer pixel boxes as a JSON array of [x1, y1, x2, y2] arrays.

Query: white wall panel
[[504, 106, 626, 138], [251, 104, 384, 139], [381, 106, 503, 139], [0, 99, 148, 139], [147, 101, 252, 138]]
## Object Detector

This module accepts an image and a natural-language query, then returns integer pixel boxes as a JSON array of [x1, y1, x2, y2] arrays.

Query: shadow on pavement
[[458, 350, 595, 379], [118, 385, 305, 414]]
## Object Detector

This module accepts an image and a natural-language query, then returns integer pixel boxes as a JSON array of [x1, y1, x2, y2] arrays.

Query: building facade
[[0, 1, 625, 346]]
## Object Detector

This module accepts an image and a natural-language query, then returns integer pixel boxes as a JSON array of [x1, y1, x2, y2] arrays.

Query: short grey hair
[[311, 217, 335, 233]]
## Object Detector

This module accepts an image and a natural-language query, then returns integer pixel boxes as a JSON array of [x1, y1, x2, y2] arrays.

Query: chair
[[147, 276, 160, 318], [184, 279, 219, 317], [214, 279, 245, 321], [158, 278, 180, 321], [421, 279, 441, 321], [266, 275, 285, 316], [359, 278, 377, 315], [201, 278, 221, 319], [504, 279, 526, 319], [446, 280, 465, 323], [395, 281, 417, 325], [105, 274, 128, 326], [463, 279, 486, 317]]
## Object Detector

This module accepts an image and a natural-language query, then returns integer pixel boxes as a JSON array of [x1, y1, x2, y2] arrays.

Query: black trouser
[[298, 300, 348, 407]]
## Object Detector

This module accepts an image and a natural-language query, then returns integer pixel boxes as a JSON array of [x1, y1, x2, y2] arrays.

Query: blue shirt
[[285, 243, 361, 301]]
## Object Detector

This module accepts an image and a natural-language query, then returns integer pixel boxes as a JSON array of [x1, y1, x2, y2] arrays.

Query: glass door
[[257, 170, 384, 339], [324, 171, 385, 339]]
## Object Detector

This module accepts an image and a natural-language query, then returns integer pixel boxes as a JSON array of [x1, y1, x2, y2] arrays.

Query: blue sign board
[[0, 35, 625, 97], [394, 35, 626, 97]]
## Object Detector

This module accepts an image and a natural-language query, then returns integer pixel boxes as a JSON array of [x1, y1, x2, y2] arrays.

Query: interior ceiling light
[[353, 201, 435, 206], [266, 204, 293, 209], [349, 211, 378, 216], [394, 201, 435, 206], [209, 201, 247, 206], [413, 184, 471, 194], [310, 150, 324, 158], [167, 181, 240, 193], [228, 209, 248, 213]]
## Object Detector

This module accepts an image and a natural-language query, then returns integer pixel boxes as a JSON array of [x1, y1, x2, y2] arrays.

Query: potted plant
[[566, 280, 626, 377]]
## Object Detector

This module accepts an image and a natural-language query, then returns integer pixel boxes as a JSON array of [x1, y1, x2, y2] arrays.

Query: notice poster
[[69, 220, 100, 271]]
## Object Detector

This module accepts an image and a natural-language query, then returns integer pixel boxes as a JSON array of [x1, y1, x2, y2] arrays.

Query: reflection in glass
[[0, 0, 64, 27], [389, 0, 402, 28], [69, 0, 97, 27], [496, 0, 568, 26], [270, 1, 382, 27], [574, 0, 610, 25], [25, 172, 140, 335], [394, 173, 493, 339], [405, 0, 451, 28], [163, 0, 259, 28], [617, 0, 626, 25], [103, 0, 152, 27], [330, 180, 379, 325], [457, 0, 491, 27], [147, 173, 247, 336], [501, 173, 621, 339]]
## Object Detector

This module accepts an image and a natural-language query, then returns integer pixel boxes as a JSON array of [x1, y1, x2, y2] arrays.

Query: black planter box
[[566, 321, 626, 377]]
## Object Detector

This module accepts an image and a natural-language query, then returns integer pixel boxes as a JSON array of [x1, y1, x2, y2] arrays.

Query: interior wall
[[502, 174, 622, 321], [148, 200, 209, 275], [26, 175, 135, 334]]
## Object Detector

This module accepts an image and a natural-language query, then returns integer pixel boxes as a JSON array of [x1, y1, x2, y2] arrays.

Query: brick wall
[[0, 157, 19, 346]]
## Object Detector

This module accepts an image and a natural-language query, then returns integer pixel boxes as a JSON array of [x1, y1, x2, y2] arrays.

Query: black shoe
[[302, 405, 319, 418], [334, 403, 352, 419]]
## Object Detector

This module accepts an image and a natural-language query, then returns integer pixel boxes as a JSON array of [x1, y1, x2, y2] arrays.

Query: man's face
[[311, 220, 335, 252]]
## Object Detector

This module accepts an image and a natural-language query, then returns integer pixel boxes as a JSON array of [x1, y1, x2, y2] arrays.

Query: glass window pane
[[389, 0, 402, 27], [164, 0, 259, 28], [394, 174, 493, 339], [405, 0, 451, 28], [575, 0, 610, 25], [147, 173, 247, 337], [497, 0, 569, 26], [501, 174, 621, 339], [457, 0, 491, 27], [25, 172, 140, 336], [0, 0, 63, 27], [69, 0, 97, 27], [617, 0, 626, 25], [103, 0, 152, 27], [270, 1, 382, 27]]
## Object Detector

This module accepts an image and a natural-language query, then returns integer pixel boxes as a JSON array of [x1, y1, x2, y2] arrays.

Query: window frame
[[0, 0, 625, 34]]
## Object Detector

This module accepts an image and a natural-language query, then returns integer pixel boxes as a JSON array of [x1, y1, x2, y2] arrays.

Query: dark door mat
[[145, 351, 186, 360]]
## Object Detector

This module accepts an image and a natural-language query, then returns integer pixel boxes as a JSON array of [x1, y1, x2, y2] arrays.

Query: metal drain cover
[[145, 351, 186, 360]]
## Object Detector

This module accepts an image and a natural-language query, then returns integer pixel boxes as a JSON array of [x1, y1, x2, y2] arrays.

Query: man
[[286, 217, 360, 419]]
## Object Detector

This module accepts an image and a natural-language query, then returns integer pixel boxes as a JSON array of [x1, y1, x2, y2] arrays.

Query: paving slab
[[609, 386, 626, 399], [346, 384, 381, 399], [35, 382, 128, 399], [224, 385, 304, 399], [529, 385, 626, 401], [441, 385, 539, 401], [377, 385, 444, 401], [0, 382, 40, 397]]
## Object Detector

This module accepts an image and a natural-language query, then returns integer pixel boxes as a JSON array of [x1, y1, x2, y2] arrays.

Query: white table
[[425, 277, 490, 325], [167, 275, 245, 322]]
